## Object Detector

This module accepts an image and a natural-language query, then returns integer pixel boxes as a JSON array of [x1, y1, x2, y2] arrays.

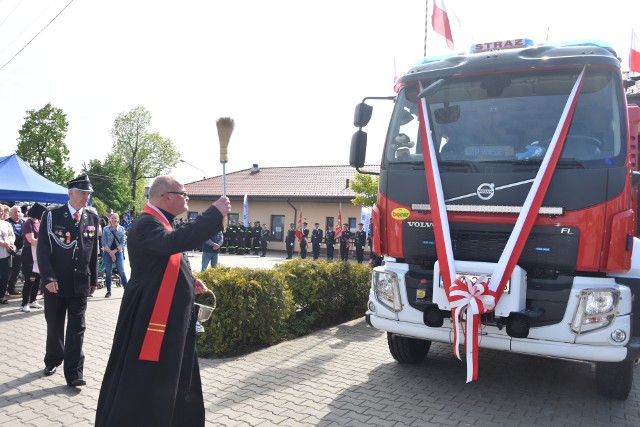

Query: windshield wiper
[[437, 160, 477, 172], [478, 158, 585, 169]]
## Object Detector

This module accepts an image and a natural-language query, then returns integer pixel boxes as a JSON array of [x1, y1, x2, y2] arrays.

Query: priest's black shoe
[[67, 379, 86, 387], [44, 365, 57, 376]]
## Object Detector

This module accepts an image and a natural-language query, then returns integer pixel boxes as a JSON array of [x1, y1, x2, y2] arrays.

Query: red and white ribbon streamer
[[449, 276, 495, 382], [417, 67, 586, 381]]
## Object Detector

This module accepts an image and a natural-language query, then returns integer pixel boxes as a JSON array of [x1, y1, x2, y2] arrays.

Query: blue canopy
[[0, 154, 69, 204]]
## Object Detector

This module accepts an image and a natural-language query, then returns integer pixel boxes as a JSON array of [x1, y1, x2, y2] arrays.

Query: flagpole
[[424, 0, 429, 57]]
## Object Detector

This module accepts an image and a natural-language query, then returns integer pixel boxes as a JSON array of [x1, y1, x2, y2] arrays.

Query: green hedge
[[195, 261, 371, 356]]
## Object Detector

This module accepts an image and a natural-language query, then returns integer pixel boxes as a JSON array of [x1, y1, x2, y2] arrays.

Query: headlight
[[373, 270, 402, 312], [570, 288, 620, 334]]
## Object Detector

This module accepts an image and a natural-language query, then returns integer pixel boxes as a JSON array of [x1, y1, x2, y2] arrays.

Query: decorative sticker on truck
[[390, 207, 410, 220]]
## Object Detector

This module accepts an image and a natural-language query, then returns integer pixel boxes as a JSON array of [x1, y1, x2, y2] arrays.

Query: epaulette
[[85, 206, 99, 215]]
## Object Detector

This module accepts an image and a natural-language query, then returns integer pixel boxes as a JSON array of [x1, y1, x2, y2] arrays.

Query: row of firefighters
[[221, 221, 369, 262]]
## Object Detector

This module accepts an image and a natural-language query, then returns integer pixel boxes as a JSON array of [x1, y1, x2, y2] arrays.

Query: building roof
[[184, 164, 378, 201]]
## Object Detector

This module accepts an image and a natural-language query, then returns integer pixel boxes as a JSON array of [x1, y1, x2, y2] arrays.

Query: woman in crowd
[[0, 205, 15, 304], [101, 212, 128, 297], [20, 203, 45, 312]]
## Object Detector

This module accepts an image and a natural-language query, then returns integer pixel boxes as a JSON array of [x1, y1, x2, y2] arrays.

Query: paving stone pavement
[[1, 252, 639, 426]]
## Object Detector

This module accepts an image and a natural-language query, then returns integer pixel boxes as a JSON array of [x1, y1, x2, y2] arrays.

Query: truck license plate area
[[439, 273, 510, 294]]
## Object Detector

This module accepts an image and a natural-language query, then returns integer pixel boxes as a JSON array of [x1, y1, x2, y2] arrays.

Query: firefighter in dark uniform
[[37, 174, 100, 387], [244, 222, 253, 255], [325, 225, 336, 260], [227, 220, 237, 254], [221, 222, 230, 253], [252, 221, 262, 255], [299, 222, 309, 259], [260, 224, 270, 257], [285, 223, 296, 259], [340, 223, 351, 261], [354, 222, 367, 263], [311, 223, 323, 260], [237, 223, 246, 255]]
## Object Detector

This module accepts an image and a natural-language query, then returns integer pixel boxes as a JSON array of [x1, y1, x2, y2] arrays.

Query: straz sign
[[472, 38, 533, 53]]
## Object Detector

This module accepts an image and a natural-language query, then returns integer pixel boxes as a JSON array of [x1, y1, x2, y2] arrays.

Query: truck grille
[[402, 222, 579, 271]]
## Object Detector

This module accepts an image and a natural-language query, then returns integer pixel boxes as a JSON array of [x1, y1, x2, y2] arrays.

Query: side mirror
[[350, 130, 367, 168], [354, 103, 373, 128]]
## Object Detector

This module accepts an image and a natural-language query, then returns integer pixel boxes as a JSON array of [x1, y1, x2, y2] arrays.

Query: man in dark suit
[[96, 176, 230, 426], [285, 223, 295, 259], [325, 225, 335, 260], [340, 224, 351, 261], [311, 223, 323, 260], [37, 174, 100, 387], [354, 223, 367, 263], [299, 222, 309, 259]]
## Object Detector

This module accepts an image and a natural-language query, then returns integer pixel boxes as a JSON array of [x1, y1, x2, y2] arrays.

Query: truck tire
[[387, 333, 431, 363], [595, 360, 634, 400]]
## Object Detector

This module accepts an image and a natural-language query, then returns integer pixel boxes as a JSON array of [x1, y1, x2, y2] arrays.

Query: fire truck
[[350, 38, 640, 399]]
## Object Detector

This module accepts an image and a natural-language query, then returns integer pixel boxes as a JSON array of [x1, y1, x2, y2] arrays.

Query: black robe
[[95, 204, 223, 427]]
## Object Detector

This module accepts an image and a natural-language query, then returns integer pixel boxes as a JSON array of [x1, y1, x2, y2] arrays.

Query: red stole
[[139, 204, 182, 362]]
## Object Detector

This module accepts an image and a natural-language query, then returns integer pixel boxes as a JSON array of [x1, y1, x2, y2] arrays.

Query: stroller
[[97, 254, 122, 289]]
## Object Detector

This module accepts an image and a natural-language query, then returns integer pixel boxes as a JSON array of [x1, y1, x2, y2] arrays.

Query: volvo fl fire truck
[[350, 38, 640, 399]]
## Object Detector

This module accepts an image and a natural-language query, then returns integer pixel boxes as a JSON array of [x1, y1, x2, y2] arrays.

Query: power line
[[0, 0, 75, 73], [0, 0, 25, 29]]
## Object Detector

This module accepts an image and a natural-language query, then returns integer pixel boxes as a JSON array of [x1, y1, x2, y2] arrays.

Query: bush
[[194, 261, 372, 357], [275, 259, 371, 332], [195, 267, 294, 356]]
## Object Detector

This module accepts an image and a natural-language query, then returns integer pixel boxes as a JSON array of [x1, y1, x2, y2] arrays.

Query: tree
[[82, 154, 134, 215], [110, 106, 180, 207], [16, 103, 74, 185], [350, 173, 379, 207]]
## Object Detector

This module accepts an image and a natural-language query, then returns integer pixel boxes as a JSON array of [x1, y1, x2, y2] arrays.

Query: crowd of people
[[284, 221, 370, 263], [1, 173, 382, 424]]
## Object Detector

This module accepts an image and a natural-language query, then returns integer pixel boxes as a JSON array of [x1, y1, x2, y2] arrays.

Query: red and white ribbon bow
[[449, 275, 495, 382]]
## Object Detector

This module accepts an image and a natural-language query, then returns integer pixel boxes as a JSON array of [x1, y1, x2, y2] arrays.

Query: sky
[[0, 0, 637, 184]]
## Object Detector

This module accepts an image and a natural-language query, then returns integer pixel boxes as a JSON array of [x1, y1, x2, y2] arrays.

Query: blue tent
[[0, 154, 69, 204]]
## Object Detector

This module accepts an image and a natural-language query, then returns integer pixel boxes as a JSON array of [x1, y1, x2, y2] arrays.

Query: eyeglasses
[[166, 191, 189, 197]]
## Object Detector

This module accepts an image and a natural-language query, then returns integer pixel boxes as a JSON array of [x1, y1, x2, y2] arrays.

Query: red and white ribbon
[[417, 67, 586, 381], [449, 275, 495, 382]]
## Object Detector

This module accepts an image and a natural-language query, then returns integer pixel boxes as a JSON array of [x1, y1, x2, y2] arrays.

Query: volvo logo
[[407, 221, 433, 228], [476, 183, 495, 200]]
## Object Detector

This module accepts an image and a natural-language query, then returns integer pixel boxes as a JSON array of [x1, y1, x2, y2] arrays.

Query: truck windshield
[[386, 67, 626, 168]]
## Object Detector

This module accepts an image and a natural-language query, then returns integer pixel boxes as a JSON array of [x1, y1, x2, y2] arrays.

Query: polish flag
[[631, 29, 640, 73], [334, 204, 343, 238], [295, 210, 304, 241], [432, 0, 454, 50]]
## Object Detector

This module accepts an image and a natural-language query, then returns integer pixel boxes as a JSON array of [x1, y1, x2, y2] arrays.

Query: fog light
[[611, 329, 627, 343], [506, 314, 530, 338], [423, 304, 444, 327], [368, 301, 376, 312]]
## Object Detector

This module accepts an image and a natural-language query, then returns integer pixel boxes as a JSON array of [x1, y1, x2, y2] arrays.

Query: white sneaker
[[30, 301, 43, 309], [20, 305, 31, 313]]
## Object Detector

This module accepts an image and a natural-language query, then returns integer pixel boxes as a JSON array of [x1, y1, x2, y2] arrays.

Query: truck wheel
[[387, 333, 431, 363], [595, 360, 634, 400]]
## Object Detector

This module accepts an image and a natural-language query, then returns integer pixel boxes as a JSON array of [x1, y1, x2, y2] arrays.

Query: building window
[[228, 213, 239, 226], [188, 211, 198, 221], [348, 217, 357, 231], [271, 215, 285, 242], [326, 217, 334, 230]]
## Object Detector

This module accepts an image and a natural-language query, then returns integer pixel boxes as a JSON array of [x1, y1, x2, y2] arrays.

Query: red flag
[[631, 29, 640, 72], [432, 0, 454, 50], [295, 210, 304, 241], [334, 204, 343, 238]]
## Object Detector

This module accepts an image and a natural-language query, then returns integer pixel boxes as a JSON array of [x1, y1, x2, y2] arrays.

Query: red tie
[[73, 212, 80, 221]]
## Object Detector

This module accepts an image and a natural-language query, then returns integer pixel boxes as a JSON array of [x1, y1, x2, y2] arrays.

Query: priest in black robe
[[96, 176, 231, 427]]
